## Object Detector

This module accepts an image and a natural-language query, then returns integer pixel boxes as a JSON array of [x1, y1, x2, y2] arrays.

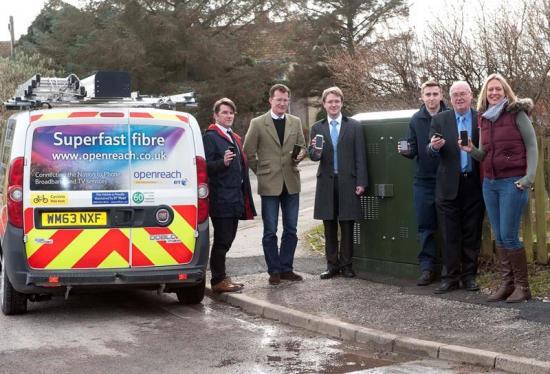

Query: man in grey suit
[[308, 87, 367, 279], [244, 84, 306, 285], [427, 81, 484, 293]]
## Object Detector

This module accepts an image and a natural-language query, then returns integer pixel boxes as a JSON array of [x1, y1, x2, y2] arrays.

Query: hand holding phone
[[225, 146, 236, 165], [291, 144, 302, 160], [430, 132, 445, 151], [460, 130, 468, 146], [398, 140, 409, 153], [314, 134, 324, 150]]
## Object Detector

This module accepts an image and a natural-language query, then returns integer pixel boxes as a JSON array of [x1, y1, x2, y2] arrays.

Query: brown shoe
[[280, 271, 303, 281], [212, 278, 242, 293], [226, 277, 244, 288], [268, 273, 281, 285]]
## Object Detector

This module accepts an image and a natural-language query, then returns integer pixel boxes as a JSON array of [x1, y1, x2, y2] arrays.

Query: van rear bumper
[[25, 266, 205, 289], [1, 221, 210, 294]]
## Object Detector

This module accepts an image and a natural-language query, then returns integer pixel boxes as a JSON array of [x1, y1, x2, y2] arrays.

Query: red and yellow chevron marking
[[30, 111, 189, 124], [24, 205, 197, 270], [131, 205, 196, 267]]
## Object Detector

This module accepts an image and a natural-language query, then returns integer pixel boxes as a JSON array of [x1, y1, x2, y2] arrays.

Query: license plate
[[41, 211, 107, 227]]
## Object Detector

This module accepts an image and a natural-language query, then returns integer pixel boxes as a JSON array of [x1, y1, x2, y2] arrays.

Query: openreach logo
[[132, 192, 144, 204]]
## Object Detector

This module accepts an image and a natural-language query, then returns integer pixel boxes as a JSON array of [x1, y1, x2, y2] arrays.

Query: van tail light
[[7, 157, 24, 228], [196, 156, 209, 223]]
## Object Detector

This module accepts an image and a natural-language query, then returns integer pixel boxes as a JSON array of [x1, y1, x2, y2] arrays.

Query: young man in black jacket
[[398, 80, 448, 286], [203, 98, 256, 292]]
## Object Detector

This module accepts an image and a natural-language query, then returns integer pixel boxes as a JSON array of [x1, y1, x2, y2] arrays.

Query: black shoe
[[320, 269, 339, 279], [434, 281, 459, 294], [341, 268, 356, 278], [463, 278, 480, 291], [416, 270, 434, 286]]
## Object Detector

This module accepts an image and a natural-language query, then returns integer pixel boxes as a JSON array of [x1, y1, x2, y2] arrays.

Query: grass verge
[[305, 225, 550, 300]]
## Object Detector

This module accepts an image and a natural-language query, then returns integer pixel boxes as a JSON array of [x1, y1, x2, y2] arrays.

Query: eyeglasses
[[451, 91, 470, 98]]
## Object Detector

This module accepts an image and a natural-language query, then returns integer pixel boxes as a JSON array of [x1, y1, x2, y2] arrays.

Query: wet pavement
[[0, 290, 414, 374]]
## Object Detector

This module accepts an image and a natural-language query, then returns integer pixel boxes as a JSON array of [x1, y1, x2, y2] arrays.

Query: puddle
[[263, 335, 407, 373]]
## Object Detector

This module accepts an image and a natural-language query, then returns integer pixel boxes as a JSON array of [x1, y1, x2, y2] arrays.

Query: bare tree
[[325, 32, 420, 112]]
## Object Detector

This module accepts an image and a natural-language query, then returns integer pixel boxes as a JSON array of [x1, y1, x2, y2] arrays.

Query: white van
[[0, 72, 209, 314]]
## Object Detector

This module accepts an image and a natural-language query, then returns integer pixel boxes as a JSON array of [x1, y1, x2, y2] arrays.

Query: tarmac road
[[0, 291, 404, 373], [0, 289, 500, 374]]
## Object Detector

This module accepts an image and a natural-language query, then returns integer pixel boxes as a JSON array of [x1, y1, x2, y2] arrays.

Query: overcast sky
[[0, 0, 504, 42]]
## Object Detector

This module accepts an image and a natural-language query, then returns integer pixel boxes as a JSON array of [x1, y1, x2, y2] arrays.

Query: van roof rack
[[3, 71, 197, 111]]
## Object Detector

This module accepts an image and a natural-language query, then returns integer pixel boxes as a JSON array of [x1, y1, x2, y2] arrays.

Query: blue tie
[[330, 120, 339, 173], [459, 117, 469, 172]]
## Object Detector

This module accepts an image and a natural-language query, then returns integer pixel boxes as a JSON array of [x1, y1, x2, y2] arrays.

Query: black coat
[[401, 102, 448, 180], [427, 109, 481, 200], [308, 116, 367, 220], [203, 125, 256, 219]]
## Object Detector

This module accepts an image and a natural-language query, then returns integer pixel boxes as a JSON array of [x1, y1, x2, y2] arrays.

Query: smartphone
[[314, 134, 324, 150], [227, 146, 236, 163], [291, 144, 302, 159], [399, 140, 409, 152], [460, 130, 468, 146], [433, 132, 443, 139]]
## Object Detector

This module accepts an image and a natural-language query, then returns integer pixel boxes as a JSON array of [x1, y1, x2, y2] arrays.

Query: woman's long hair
[[476, 73, 517, 112]]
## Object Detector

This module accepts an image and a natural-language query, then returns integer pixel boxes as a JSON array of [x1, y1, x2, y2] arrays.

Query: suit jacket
[[243, 111, 306, 196], [427, 108, 481, 200], [203, 124, 256, 219], [308, 116, 367, 220]]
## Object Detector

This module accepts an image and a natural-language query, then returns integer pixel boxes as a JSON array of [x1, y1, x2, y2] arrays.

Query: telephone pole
[[8, 16, 15, 57]]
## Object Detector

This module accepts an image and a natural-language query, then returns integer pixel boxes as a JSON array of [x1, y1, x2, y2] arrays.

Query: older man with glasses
[[427, 81, 485, 294]]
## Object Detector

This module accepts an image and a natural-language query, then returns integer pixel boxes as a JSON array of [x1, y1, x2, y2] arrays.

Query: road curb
[[206, 287, 550, 373]]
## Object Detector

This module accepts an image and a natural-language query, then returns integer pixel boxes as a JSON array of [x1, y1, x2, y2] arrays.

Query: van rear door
[[127, 109, 198, 267], [24, 109, 132, 270]]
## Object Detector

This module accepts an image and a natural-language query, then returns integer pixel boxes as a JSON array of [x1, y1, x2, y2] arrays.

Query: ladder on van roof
[[3, 71, 197, 111]]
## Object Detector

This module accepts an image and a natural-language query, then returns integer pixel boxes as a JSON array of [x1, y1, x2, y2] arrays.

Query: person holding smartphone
[[427, 81, 484, 294], [398, 80, 448, 286], [203, 98, 256, 292], [243, 84, 306, 286], [460, 74, 538, 303], [308, 86, 367, 279]]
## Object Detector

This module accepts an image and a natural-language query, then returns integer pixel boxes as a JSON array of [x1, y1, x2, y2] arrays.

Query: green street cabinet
[[351, 110, 441, 279]]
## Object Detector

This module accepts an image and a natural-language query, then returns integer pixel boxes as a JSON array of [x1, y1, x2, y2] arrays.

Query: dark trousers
[[323, 175, 354, 271], [436, 174, 484, 282], [413, 180, 438, 272], [210, 217, 239, 286]]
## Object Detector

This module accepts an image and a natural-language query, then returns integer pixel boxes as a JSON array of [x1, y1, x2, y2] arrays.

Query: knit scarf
[[482, 97, 508, 123]]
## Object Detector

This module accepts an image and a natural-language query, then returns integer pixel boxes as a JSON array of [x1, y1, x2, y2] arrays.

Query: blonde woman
[[461, 74, 538, 302]]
